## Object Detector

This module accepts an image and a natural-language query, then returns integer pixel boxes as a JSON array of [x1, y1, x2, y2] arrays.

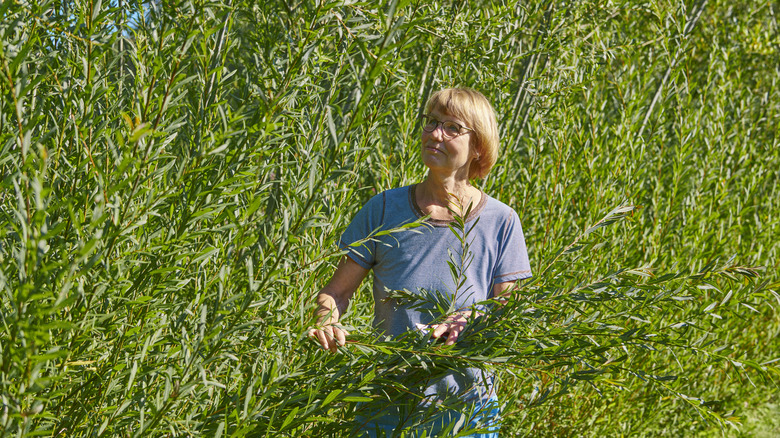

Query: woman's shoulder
[[367, 185, 415, 208], [383, 184, 414, 198], [481, 193, 519, 216], [477, 193, 525, 231], [355, 185, 415, 219]]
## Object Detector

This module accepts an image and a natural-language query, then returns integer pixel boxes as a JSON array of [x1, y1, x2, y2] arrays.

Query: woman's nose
[[428, 123, 446, 140]]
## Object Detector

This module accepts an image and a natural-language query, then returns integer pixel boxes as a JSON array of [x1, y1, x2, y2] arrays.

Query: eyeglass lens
[[421, 116, 462, 137]]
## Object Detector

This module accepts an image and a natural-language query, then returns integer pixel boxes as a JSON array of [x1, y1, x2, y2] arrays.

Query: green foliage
[[1, 0, 778, 436]]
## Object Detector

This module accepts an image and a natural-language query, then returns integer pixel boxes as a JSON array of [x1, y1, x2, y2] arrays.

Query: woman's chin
[[421, 156, 443, 171]]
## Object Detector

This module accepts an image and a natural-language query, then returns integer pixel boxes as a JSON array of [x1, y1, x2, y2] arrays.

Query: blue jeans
[[354, 397, 500, 437]]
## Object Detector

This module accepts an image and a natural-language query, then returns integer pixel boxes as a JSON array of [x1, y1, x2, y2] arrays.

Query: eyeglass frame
[[419, 114, 474, 138]]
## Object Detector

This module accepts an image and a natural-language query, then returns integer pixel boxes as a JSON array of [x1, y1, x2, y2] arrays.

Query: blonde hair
[[424, 88, 499, 179]]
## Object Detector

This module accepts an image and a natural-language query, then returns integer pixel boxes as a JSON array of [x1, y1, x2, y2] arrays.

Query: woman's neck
[[416, 173, 481, 220]]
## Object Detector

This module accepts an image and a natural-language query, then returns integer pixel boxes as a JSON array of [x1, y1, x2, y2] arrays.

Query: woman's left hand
[[430, 311, 474, 346]]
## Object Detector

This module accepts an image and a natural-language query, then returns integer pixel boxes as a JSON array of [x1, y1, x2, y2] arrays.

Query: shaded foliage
[[0, 0, 778, 436]]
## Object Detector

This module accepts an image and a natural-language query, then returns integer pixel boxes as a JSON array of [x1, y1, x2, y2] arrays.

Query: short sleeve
[[493, 209, 532, 284], [338, 192, 385, 269]]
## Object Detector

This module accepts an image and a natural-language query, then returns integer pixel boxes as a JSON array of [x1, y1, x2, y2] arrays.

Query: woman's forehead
[[429, 105, 467, 123]]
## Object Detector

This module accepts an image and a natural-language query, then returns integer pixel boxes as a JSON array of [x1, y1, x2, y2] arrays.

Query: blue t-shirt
[[340, 184, 532, 401]]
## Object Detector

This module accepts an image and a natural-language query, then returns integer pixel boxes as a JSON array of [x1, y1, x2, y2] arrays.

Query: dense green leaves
[[1, 0, 778, 436]]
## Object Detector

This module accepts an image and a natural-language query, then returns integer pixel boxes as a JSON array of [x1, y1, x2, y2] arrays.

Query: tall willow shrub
[[1, 0, 778, 436]]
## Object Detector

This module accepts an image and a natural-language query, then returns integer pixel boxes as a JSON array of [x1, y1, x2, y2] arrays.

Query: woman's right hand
[[308, 324, 349, 353], [308, 257, 368, 353]]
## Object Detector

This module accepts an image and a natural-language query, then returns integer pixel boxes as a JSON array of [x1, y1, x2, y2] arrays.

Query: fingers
[[443, 323, 462, 346], [321, 327, 337, 353], [308, 326, 348, 353], [334, 327, 349, 348], [431, 323, 449, 339], [307, 327, 329, 351], [430, 321, 465, 346], [321, 326, 337, 353]]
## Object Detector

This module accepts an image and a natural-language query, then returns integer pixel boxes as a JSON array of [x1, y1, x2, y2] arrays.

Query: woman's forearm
[[312, 257, 367, 326], [307, 257, 368, 352]]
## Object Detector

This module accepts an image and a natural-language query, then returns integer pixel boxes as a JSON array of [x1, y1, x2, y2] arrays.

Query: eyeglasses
[[420, 114, 473, 138]]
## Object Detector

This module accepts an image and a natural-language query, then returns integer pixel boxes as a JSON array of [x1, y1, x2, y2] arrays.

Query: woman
[[308, 88, 532, 437]]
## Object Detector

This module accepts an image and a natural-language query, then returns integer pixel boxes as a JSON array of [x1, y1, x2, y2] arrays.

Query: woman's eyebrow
[[430, 112, 464, 124]]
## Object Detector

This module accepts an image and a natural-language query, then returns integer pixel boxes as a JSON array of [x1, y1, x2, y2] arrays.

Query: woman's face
[[420, 107, 477, 180]]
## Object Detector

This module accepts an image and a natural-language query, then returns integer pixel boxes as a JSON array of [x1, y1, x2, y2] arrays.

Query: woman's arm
[[307, 256, 369, 353], [491, 281, 516, 303]]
